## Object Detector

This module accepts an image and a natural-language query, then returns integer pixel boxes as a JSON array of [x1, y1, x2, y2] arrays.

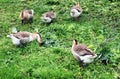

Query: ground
[[0, 0, 120, 79]]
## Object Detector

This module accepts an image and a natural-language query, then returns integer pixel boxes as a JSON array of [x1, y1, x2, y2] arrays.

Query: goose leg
[[21, 20, 25, 25], [29, 18, 33, 24], [79, 60, 86, 67]]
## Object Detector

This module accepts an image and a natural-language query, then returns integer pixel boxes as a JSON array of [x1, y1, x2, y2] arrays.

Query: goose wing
[[13, 32, 31, 44], [12, 32, 30, 39], [73, 44, 95, 56]]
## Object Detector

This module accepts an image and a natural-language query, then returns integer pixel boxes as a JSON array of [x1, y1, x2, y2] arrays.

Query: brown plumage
[[43, 12, 55, 19], [41, 11, 56, 23], [19, 9, 34, 24], [71, 39, 97, 66], [72, 39, 95, 55], [12, 32, 30, 39], [7, 31, 42, 46], [70, 3, 83, 18]]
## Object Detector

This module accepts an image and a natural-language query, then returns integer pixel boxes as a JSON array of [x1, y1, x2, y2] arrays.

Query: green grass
[[0, 0, 120, 79]]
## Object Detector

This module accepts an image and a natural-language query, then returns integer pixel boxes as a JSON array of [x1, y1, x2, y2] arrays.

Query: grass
[[0, 0, 120, 79]]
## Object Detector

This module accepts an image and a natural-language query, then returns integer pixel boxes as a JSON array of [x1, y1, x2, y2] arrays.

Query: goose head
[[36, 33, 43, 45], [72, 39, 78, 49], [31, 33, 43, 45], [73, 39, 78, 45]]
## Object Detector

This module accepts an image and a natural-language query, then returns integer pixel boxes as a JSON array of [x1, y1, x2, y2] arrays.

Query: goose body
[[70, 3, 82, 18], [71, 39, 97, 65], [41, 11, 56, 23], [7, 31, 42, 46], [19, 9, 34, 24]]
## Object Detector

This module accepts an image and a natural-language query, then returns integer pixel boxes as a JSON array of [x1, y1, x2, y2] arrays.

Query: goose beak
[[39, 42, 44, 46]]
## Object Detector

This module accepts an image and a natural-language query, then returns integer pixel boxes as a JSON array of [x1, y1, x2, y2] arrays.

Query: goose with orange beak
[[71, 39, 97, 66]]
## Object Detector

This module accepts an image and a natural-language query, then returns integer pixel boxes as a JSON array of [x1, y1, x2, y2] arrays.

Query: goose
[[19, 9, 34, 24], [7, 28, 42, 46], [71, 39, 97, 66], [41, 11, 56, 23], [70, 3, 82, 18]]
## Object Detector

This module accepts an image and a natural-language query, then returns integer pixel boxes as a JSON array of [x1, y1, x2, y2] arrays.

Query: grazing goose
[[71, 39, 97, 66], [70, 3, 82, 18], [19, 9, 34, 24], [7, 28, 42, 46], [41, 11, 56, 23]]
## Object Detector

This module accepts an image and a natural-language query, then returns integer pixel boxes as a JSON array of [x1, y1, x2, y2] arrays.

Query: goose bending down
[[41, 11, 56, 23], [71, 39, 97, 66], [19, 9, 34, 24], [70, 3, 82, 18], [7, 29, 42, 46]]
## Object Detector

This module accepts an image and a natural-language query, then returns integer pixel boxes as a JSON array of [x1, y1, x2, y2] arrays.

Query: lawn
[[0, 0, 120, 79]]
